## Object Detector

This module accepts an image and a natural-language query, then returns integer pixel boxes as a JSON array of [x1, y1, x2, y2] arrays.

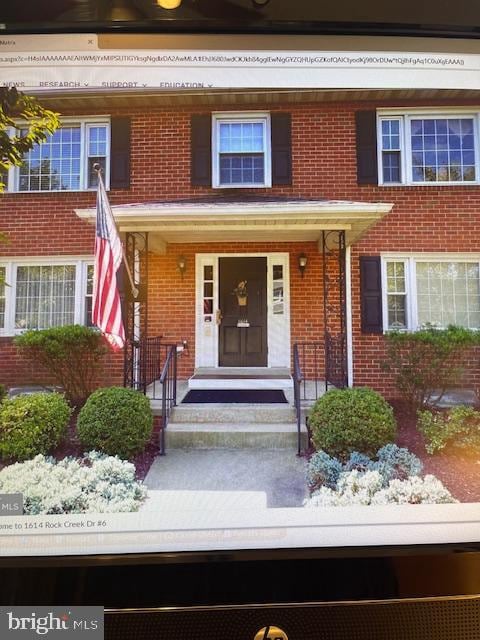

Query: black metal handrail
[[293, 343, 303, 456], [294, 341, 324, 400], [159, 344, 177, 456]]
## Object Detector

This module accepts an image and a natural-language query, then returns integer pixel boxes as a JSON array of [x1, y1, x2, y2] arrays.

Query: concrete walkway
[[144, 449, 308, 508]]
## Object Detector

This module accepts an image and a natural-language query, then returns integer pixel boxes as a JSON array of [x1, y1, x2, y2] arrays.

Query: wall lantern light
[[298, 253, 308, 278], [177, 255, 187, 279]]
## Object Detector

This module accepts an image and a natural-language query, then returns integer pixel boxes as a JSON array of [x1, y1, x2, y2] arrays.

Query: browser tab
[[0, 34, 97, 50]]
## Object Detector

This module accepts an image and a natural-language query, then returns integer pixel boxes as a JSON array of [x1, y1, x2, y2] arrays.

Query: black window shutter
[[191, 114, 212, 186], [271, 113, 292, 185], [355, 111, 378, 185], [110, 117, 131, 189], [360, 256, 383, 334]]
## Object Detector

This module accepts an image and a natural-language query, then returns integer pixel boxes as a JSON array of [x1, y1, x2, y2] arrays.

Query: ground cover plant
[[305, 470, 457, 507], [307, 444, 423, 494], [305, 442, 456, 506], [0, 452, 147, 514]]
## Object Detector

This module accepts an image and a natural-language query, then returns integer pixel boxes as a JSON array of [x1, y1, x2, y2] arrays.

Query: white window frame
[[0, 257, 94, 336], [381, 253, 480, 332], [212, 112, 272, 189], [4, 117, 110, 193], [377, 108, 480, 186]]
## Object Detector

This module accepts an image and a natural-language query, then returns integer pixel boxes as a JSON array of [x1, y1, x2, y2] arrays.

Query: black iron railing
[[293, 339, 347, 454], [124, 337, 178, 455], [292, 343, 303, 456], [159, 344, 178, 456], [294, 341, 324, 401]]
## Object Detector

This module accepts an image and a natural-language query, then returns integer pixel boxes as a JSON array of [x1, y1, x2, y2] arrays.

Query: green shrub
[[14, 325, 107, 406], [309, 387, 396, 459], [77, 387, 153, 460], [0, 384, 6, 404], [0, 392, 71, 462], [418, 405, 480, 455], [382, 325, 480, 412]]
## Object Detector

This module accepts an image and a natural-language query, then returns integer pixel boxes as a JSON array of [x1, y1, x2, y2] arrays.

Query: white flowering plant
[[0, 451, 147, 514], [304, 470, 457, 507]]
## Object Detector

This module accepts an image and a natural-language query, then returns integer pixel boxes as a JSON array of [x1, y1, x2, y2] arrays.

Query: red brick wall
[[0, 337, 123, 391], [147, 241, 325, 379], [2, 97, 480, 394]]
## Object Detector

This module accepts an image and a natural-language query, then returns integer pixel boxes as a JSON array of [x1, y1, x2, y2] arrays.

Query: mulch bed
[[392, 401, 480, 503]]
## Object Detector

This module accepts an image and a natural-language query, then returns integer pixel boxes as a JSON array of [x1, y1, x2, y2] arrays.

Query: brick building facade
[[1, 89, 480, 398]]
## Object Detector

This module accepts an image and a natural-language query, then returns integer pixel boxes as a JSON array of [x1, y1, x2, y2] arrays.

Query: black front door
[[219, 257, 268, 367]]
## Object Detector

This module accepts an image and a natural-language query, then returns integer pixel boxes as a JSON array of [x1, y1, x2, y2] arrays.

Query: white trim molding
[[4, 117, 111, 193], [195, 252, 290, 369], [377, 108, 480, 187], [381, 252, 480, 332], [211, 111, 272, 189], [0, 256, 94, 336]]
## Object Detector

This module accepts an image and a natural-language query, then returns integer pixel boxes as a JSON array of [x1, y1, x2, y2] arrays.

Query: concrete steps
[[167, 403, 296, 424], [165, 422, 307, 449], [150, 383, 304, 450]]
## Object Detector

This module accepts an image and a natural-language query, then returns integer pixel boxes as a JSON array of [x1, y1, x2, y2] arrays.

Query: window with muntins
[[12, 120, 109, 192], [15, 265, 77, 330], [378, 112, 479, 185], [0, 260, 93, 335], [213, 114, 271, 188], [383, 257, 480, 330]]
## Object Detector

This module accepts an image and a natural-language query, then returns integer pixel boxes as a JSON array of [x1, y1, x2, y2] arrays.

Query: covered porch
[[75, 196, 393, 452]]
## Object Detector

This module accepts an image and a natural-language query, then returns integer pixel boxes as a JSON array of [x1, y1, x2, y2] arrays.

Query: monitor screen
[[1, 21, 480, 560]]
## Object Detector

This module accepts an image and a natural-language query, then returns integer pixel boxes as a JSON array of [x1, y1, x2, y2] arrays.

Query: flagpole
[[94, 164, 139, 300]]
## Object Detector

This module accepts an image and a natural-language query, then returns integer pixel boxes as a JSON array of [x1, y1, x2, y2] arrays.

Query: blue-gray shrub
[[307, 444, 423, 493]]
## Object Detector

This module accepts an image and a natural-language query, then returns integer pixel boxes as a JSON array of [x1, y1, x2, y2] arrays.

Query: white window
[[272, 264, 284, 315], [0, 259, 93, 336], [212, 113, 271, 188], [382, 256, 480, 331], [378, 111, 479, 185], [5, 119, 110, 192]]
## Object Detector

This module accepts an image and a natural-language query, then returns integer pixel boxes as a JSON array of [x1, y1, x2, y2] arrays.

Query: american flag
[[92, 170, 125, 350]]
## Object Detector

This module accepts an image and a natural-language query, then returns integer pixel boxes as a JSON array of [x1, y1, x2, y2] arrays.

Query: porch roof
[[75, 197, 393, 252]]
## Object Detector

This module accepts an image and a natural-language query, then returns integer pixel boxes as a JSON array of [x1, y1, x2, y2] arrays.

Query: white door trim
[[195, 252, 291, 368]]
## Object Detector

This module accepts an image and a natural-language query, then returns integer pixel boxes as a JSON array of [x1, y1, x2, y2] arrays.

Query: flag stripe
[[92, 173, 125, 351]]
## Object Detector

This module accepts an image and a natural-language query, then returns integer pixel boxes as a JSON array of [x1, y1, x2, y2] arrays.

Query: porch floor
[[146, 379, 327, 414], [189, 367, 293, 390]]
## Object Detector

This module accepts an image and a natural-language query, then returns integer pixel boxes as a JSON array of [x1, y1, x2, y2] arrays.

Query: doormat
[[181, 389, 288, 404]]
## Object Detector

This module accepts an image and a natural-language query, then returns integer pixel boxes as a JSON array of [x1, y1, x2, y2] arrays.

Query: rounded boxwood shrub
[[77, 387, 153, 459], [309, 387, 396, 459], [0, 392, 71, 462]]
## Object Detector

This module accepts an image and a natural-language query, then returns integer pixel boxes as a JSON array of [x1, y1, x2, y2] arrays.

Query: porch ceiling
[[75, 198, 393, 252]]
